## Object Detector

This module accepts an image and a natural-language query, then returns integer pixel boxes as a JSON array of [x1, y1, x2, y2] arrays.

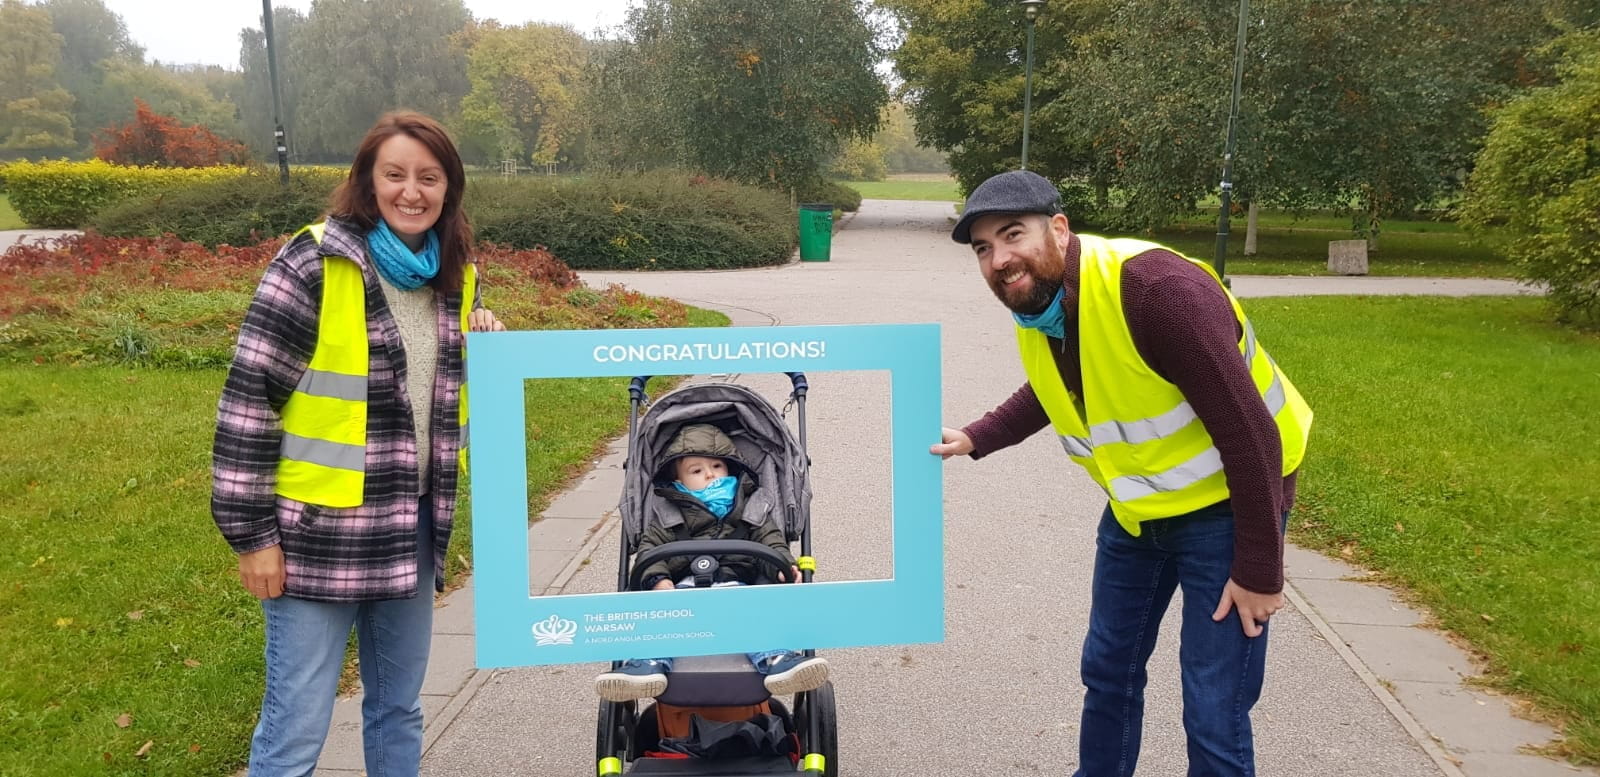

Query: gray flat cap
[[951, 170, 1063, 244]]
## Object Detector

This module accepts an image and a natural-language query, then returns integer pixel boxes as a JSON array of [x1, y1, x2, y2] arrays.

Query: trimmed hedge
[[2, 160, 249, 228], [796, 178, 862, 213], [469, 173, 797, 270], [91, 169, 346, 247]]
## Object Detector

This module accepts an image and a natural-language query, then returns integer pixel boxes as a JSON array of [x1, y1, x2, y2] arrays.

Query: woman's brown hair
[[328, 111, 473, 292]]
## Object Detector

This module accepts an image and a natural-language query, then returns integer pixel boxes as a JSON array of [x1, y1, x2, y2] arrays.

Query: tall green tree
[[455, 21, 588, 167], [237, 0, 472, 162], [40, 0, 143, 150], [592, 0, 889, 190], [890, 0, 1595, 232], [0, 0, 75, 156], [238, 5, 306, 161], [1462, 31, 1600, 327]]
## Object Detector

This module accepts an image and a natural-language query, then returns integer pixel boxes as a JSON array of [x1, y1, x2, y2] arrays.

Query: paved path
[[308, 200, 1580, 776]]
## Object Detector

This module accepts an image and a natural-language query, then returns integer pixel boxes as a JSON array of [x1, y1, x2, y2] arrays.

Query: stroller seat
[[658, 654, 770, 707]]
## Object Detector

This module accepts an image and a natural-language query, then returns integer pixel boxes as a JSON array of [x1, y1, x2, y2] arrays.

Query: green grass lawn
[[0, 193, 25, 230], [0, 309, 728, 777], [1252, 295, 1600, 764], [1139, 222, 1509, 278], [842, 177, 962, 202]]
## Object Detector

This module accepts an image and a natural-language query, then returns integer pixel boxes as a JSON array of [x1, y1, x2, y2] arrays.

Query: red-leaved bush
[[92, 100, 250, 168]]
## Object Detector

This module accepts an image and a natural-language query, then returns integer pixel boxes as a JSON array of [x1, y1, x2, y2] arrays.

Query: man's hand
[[239, 545, 286, 600], [777, 564, 802, 583], [1212, 579, 1284, 638], [929, 427, 974, 459], [468, 308, 507, 332]]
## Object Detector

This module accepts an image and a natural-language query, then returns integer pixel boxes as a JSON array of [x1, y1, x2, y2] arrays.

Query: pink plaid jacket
[[211, 218, 469, 602]]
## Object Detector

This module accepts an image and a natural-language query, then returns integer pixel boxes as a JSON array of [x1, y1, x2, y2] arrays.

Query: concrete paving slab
[[1391, 680, 1560, 754], [1293, 577, 1423, 626], [527, 515, 605, 552], [421, 634, 477, 697], [1338, 623, 1475, 683], [1285, 544, 1373, 581], [1459, 752, 1590, 777], [432, 582, 475, 636], [539, 487, 619, 522], [529, 549, 577, 594]]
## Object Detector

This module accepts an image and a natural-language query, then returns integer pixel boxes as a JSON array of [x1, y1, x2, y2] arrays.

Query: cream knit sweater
[[377, 274, 439, 493]]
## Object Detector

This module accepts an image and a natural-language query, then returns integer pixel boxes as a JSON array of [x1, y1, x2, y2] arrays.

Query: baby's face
[[674, 455, 729, 491]]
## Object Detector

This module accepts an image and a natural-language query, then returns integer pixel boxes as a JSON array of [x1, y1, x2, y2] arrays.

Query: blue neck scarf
[[1013, 286, 1067, 340], [674, 476, 738, 519], [366, 219, 440, 291]]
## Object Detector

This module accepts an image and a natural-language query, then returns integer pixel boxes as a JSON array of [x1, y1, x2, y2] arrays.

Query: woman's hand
[[468, 308, 506, 332], [652, 578, 675, 591], [239, 545, 286, 599]]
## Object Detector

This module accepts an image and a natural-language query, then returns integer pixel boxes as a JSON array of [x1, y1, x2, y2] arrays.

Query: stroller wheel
[[794, 680, 838, 777], [596, 699, 635, 765]]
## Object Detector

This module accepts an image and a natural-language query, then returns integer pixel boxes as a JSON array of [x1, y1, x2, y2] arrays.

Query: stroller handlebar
[[629, 372, 808, 403], [627, 539, 797, 591]]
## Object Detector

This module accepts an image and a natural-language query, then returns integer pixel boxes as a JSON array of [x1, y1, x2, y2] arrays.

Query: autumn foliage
[[92, 99, 249, 168]]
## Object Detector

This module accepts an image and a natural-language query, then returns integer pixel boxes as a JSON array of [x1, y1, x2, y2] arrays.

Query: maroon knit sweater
[[963, 235, 1298, 594]]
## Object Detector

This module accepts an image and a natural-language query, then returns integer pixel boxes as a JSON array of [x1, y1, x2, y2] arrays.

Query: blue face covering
[[674, 475, 738, 519], [366, 219, 440, 291], [1013, 286, 1066, 340]]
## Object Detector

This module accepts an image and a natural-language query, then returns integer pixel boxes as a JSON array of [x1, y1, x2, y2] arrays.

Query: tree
[[290, 0, 472, 161], [889, 0, 1596, 233], [93, 98, 248, 166], [879, 100, 947, 174], [41, 0, 144, 150], [592, 0, 889, 191], [237, 5, 306, 161], [1462, 31, 1600, 327], [455, 21, 588, 168], [237, 0, 472, 162], [0, 0, 76, 156]]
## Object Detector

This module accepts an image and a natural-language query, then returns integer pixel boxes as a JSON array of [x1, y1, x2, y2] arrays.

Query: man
[[930, 170, 1313, 777]]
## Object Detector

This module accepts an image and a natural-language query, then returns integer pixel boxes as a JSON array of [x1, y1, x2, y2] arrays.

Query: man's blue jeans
[[1073, 503, 1286, 777], [247, 499, 436, 777]]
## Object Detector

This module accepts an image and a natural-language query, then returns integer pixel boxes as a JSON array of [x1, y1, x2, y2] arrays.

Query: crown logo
[[531, 614, 578, 646]]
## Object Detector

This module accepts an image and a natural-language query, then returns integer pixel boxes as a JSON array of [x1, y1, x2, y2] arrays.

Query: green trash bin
[[798, 203, 833, 262]]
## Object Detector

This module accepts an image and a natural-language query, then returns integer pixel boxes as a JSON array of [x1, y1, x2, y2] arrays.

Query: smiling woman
[[210, 110, 505, 777]]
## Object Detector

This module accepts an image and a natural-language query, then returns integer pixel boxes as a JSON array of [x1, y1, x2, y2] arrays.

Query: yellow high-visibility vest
[[1017, 234, 1312, 536], [276, 222, 475, 507]]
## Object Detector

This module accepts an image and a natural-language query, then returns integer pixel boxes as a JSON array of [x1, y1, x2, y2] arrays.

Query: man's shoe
[[595, 660, 669, 702], [761, 653, 829, 696]]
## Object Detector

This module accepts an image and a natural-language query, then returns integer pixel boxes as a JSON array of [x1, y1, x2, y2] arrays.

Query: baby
[[594, 424, 829, 701]]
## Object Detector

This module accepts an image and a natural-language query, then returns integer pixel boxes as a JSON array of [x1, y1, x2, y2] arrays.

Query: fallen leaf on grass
[[1480, 613, 1496, 623], [54, 617, 73, 628], [188, 744, 201, 754], [102, 752, 112, 764], [1559, 643, 1583, 654], [183, 659, 201, 668], [135, 741, 152, 758], [1394, 522, 1405, 533], [114, 713, 132, 729], [126, 610, 144, 620]]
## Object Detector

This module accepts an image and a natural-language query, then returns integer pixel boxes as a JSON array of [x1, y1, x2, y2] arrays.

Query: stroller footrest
[[657, 653, 770, 707]]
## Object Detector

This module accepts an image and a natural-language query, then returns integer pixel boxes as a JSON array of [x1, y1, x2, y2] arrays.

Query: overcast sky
[[100, 0, 633, 69]]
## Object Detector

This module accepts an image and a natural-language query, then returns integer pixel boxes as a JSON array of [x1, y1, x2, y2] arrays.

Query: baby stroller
[[595, 372, 839, 777]]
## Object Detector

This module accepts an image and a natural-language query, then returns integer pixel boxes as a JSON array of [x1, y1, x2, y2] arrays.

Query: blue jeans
[[248, 499, 436, 777], [1074, 503, 1286, 777]]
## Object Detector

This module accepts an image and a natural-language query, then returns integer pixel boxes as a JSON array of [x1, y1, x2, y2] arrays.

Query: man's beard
[[989, 241, 1064, 315]]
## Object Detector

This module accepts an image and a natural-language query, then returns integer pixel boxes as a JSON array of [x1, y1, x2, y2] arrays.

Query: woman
[[211, 111, 504, 776]]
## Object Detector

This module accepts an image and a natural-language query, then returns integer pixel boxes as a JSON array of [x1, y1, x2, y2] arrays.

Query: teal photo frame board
[[467, 323, 943, 668]]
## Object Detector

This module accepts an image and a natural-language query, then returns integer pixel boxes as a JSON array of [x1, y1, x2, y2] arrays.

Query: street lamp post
[[262, 0, 290, 185], [1213, 0, 1250, 283], [1019, 0, 1045, 170]]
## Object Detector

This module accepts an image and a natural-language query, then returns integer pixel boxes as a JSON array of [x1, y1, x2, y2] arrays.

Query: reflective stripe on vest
[[1017, 234, 1313, 536], [275, 222, 476, 508]]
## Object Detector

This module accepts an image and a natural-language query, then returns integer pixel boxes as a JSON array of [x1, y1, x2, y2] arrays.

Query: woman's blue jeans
[[247, 499, 435, 777], [1073, 503, 1286, 777]]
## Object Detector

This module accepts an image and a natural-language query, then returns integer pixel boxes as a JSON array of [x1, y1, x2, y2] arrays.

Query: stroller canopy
[[622, 383, 812, 550]]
